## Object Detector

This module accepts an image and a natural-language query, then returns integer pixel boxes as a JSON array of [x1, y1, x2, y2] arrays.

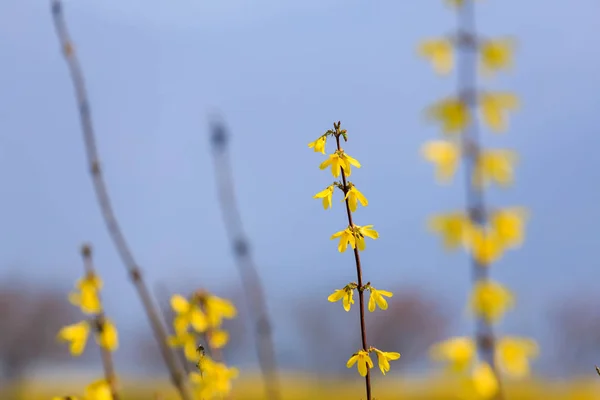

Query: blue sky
[[2, 0, 600, 375]]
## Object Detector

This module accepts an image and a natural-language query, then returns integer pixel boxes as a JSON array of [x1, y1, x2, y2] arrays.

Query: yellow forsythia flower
[[480, 38, 515, 77], [473, 149, 518, 188], [469, 280, 514, 323], [465, 226, 504, 266], [496, 336, 539, 378], [68, 274, 103, 314], [479, 92, 519, 133], [490, 207, 527, 249], [308, 136, 327, 154], [85, 379, 113, 400], [354, 225, 379, 251], [168, 331, 199, 361], [314, 185, 335, 210], [427, 97, 470, 134], [171, 294, 208, 334], [319, 150, 361, 178], [347, 350, 373, 377], [418, 39, 454, 75], [429, 337, 476, 373], [95, 318, 118, 351], [367, 287, 393, 312], [203, 293, 237, 328], [57, 320, 91, 356], [328, 285, 356, 312], [428, 212, 471, 250], [208, 329, 229, 349], [469, 362, 499, 399], [190, 357, 239, 399], [422, 140, 461, 183], [344, 184, 368, 212], [331, 225, 379, 253], [331, 227, 355, 253], [373, 348, 401, 375]]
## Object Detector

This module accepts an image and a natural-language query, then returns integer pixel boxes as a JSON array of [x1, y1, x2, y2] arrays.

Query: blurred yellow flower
[[208, 329, 229, 349], [479, 92, 519, 133], [68, 274, 103, 314], [331, 227, 356, 253], [373, 348, 401, 375], [465, 225, 504, 266], [85, 379, 113, 400], [473, 149, 518, 188], [171, 294, 208, 334], [367, 287, 393, 312], [168, 331, 198, 361], [480, 38, 515, 77], [469, 280, 514, 323], [429, 337, 476, 373], [496, 336, 539, 378], [190, 357, 239, 399], [203, 294, 237, 328], [470, 362, 499, 399], [427, 97, 470, 134], [490, 207, 527, 249], [344, 184, 368, 212], [347, 350, 373, 377], [314, 185, 335, 210], [328, 285, 356, 312], [320, 150, 361, 178], [95, 318, 119, 351], [422, 140, 461, 183], [57, 320, 90, 356], [428, 212, 471, 250], [308, 136, 327, 154], [418, 39, 454, 75]]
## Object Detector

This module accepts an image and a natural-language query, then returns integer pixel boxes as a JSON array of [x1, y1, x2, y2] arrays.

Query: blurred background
[[2, 0, 600, 398]]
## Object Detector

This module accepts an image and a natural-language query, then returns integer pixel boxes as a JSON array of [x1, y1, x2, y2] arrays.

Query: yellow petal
[[171, 295, 190, 314]]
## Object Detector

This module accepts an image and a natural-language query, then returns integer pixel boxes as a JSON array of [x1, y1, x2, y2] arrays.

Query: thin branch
[[208, 116, 281, 400], [50, 2, 193, 399]]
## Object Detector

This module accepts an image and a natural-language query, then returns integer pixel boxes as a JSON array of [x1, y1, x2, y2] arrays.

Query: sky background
[[1, 0, 600, 378]]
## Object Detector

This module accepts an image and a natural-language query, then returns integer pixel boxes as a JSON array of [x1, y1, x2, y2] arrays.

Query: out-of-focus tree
[[0, 279, 77, 384]]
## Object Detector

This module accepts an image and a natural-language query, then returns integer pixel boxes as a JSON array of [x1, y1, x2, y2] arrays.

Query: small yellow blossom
[[202, 294, 237, 328], [418, 39, 454, 75], [85, 379, 113, 400], [496, 336, 539, 378], [469, 280, 514, 323], [473, 149, 518, 188], [327, 284, 356, 312], [367, 287, 393, 312], [57, 320, 91, 356], [470, 362, 499, 399], [344, 184, 368, 212], [427, 97, 470, 134], [314, 185, 335, 210], [208, 329, 229, 349], [168, 331, 198, 361], [479, 92, 519, 132], [171, 294, 208, 334], [480, 38, 515, 77], [190, 357, 239, 399], [68, 274, 103, 314], [490, 207, 527, 249], [95, 318, 119, 351], [429, 337, 476, 373], [373, 348, 401, 375], [319, 150, 361, 178], [347, 350, 373, 377], [308, 136, 327, 154], [331, 227, 356, 253], [465, 225, 504, 266], [354, 224, 379, 251], [422, 140, 461, 183], [428, 212, 471, 250]]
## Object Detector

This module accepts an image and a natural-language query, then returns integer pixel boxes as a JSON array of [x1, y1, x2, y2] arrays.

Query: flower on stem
[[347, 350, 373, 377], [208, 329, 229, 349], [168, 331, 199, 361], [468, 362, 499, 399], [331, 224, 379, 253], [469, 280, 514, 323], [57, 320, 91, 356], [429, 336, 476, 373], [480, 38, 515, 77], [308, 136, 327, 154], [327, 283, 357, 312], [418, 38, 454, 75], [84, 379, 113, 400], [479, 92, 519, 133], [171, 294, 208, 334], [496, 336, 539, 378], [314, 184, 335, 210], [68, 273, 103, 314], [490, 207, 527, 249], [428, 212, 472, 250], [344, 183, 368, 212], [190, 356, 239, 399], [473, 149, 518, 188], [422, 140, 461, 183], [372, 348, 401, 375], [95, 318, 119, 351], [426, 97, 470, 134], [465, 225, 505, 266], [201, 293, 237, 329], [319, 150, 361, 178], [366, 285, 393, 312]]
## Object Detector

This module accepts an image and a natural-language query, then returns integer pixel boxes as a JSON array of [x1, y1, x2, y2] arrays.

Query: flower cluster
[[168, 290, 239, 399], [309, 122, 400, 397], [418, 1, 538, 398], [52, 379, 113, 400]]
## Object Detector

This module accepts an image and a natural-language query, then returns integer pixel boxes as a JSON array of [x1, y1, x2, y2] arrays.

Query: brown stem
[[50, 2, 193, 399], [80, 244, 120, 400], [208, 117, 280, 400], [334, 132, 371, 400], [456, 2, 504, 399]]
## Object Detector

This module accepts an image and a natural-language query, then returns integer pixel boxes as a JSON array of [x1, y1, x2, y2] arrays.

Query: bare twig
[[208, 116, 281, 400], [50, 2, 193, 399]]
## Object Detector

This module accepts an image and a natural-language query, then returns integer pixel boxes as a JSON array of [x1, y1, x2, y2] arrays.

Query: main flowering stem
[[334, 134, 371, 400]]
